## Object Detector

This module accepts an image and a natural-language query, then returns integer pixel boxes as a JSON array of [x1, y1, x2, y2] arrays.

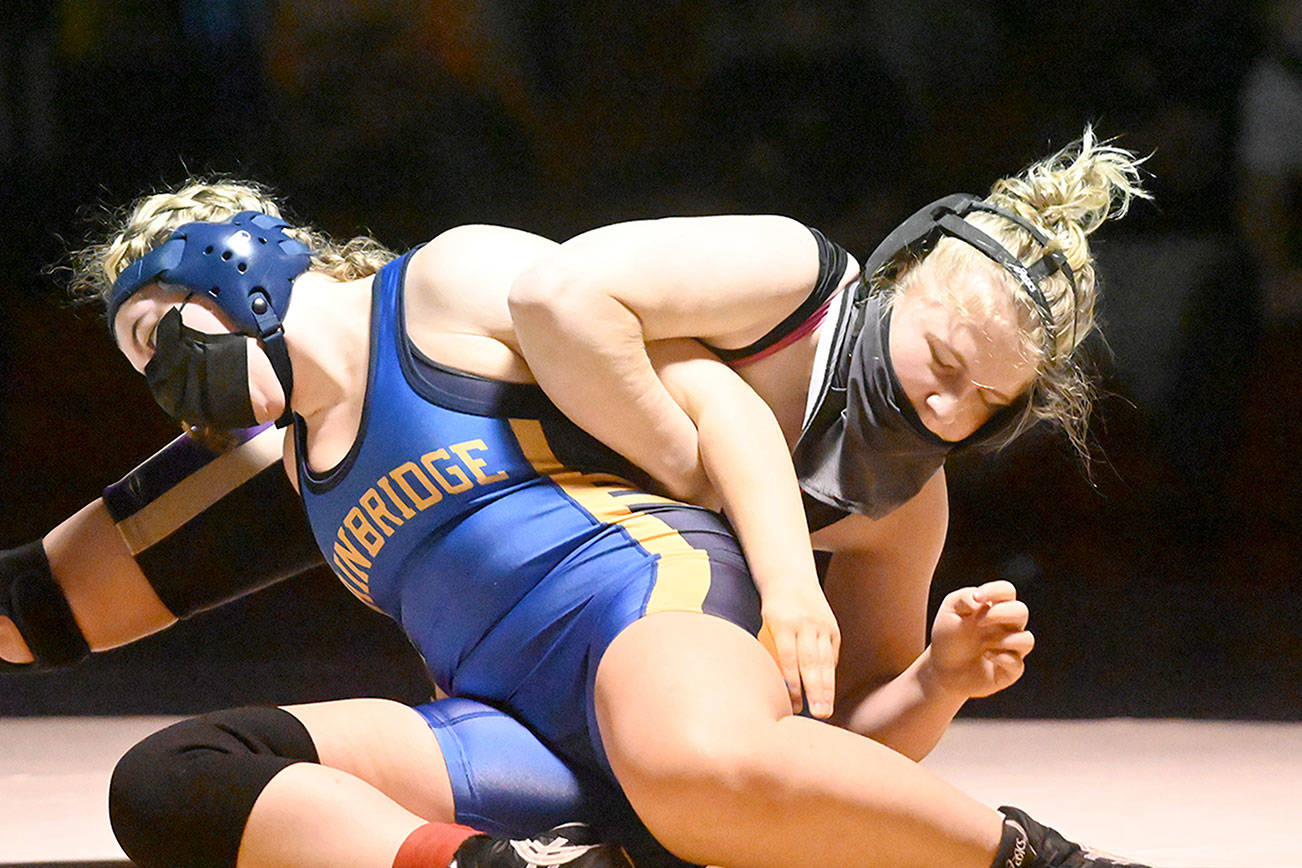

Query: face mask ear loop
[[138, 292, 194, 356]]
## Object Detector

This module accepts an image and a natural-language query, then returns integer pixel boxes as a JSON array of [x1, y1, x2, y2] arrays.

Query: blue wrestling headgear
[[860, 193, 1079, 349], [107, 211, 313, 428]]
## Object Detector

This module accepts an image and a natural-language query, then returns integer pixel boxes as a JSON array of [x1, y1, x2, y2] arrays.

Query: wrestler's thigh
[[283, 697, 455, 823], [594, 612, 788, 786]]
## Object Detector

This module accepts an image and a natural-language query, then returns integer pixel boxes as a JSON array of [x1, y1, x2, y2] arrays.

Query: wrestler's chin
[[248, 381, 286, 426]]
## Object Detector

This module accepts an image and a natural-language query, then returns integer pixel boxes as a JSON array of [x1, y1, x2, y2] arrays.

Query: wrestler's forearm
[[692, 377, 820, 595], [509, 267, 711, 502], [652, 340, 839, 716], [2, 425, 321, 668], [46, 499, 180, 650], [652, 341, 818, 594], [508, 215, 820, 503], [840, 647, 967, 762]]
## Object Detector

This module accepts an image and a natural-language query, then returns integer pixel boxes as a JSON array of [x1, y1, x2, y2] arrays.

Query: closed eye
[[129, 315, 152, 355], [927, 337, 960, 374]]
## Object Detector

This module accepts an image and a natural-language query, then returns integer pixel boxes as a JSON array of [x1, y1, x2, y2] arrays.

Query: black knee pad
[[109, 706, 319, 868]]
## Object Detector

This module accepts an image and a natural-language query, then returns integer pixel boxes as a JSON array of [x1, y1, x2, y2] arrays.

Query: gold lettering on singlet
[[450, 439, 509, 484], [390, 461, 444, 509], [421, 449, 475, 494], [360, 487, 404, 534]]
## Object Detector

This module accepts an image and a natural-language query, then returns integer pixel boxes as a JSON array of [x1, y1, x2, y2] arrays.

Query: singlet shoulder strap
[[703, 226, 851, 364], [293, 251, 415, 493]]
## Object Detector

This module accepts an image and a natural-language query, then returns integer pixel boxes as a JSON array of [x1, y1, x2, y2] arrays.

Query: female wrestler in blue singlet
[[2, 130, 1153, 868]]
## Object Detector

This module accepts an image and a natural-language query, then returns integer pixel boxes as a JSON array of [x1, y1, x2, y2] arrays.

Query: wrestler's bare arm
[[814, 477, 1033, 760], [507, 215, 821, 501], [649, 339, 838, 718], [813, 477, 952, 757], [2, 426, 318, 666], [402, 223, 558, 382], [0, 500, 177, 664]]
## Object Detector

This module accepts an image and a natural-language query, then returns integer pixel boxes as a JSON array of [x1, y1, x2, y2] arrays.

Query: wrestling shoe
[[999, 806, 1153, 868], [451, 823, 634, 868]]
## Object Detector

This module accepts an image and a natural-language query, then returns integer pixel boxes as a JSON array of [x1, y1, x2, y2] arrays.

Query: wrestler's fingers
[[774, 630, 804, 714], [984, 647, 1028, 685], [799, 628, 835, 718], [0, 616, 36, 665], [973, 579, 1018, 605], [981, 600, 1030, 630], [994, 627, 1036, 655], [797, 626, 821, 707], [949, 587, 986, 617], [820, 630, 838, 715], [991, 629, 1036, 658]]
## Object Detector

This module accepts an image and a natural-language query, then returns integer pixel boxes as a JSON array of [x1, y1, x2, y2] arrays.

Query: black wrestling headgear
[[859, 193, 1079, 349], [794, 194, 1073, 520]]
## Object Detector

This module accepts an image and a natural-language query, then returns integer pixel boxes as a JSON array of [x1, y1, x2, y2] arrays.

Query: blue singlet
[[294, 249, 762, 775]]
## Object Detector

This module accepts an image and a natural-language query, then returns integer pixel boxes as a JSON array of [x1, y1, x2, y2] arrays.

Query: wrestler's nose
[[925, 388, 977, 440]]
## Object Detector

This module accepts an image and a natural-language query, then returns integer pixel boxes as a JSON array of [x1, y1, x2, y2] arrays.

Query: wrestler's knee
[[109, 706, 318, 868], [616, 713, 775, 810], [610, 718, 783, 863]]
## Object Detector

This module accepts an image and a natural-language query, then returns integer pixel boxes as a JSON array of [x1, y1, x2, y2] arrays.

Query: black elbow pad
[[1, 540, 91, 670]]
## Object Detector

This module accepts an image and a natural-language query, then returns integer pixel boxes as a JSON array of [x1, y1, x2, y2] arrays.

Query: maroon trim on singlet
[[700, 225, 850, 367], [725, 293, 838, 367]]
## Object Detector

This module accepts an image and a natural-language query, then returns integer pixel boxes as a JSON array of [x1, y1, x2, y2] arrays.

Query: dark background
[[1, 0, 1298, 719]]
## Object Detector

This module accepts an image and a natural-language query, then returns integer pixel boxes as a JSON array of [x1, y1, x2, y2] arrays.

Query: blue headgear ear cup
[[107, 211, 312, 337], [107, 211, 312, 427]]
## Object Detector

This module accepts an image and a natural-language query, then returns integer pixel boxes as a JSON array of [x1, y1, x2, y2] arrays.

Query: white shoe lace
[[1080, 843, 1141, 866], [508, 832, 601, 866]]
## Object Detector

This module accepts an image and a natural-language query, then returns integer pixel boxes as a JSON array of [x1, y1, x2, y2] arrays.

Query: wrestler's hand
[[928, 580, 1034, 699], [758, 584, 841, 718], [0, 616, 35, 665]]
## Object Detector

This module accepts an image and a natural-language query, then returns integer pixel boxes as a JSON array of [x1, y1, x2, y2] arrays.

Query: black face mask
[[144, 306, 261, 429], [794, 292, 1026, 519]]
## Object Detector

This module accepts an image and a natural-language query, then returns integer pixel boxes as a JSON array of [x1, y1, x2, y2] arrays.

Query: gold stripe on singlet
[[507, 419, 712, 616]]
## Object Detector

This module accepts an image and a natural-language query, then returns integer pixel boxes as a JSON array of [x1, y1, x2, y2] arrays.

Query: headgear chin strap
[[107, 211, 313, 428], [859, 193, 1079, 350]]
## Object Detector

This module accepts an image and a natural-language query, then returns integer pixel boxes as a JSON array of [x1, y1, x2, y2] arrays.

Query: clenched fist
[[928, 580, 1034, 699]]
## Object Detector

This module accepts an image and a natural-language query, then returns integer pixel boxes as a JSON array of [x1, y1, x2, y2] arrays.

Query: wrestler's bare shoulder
[[402, 224, 559, 381]]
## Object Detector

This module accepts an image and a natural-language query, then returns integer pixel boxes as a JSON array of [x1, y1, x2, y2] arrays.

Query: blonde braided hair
[[69, 177, 396, 309], [66, 177, 397, 448]]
